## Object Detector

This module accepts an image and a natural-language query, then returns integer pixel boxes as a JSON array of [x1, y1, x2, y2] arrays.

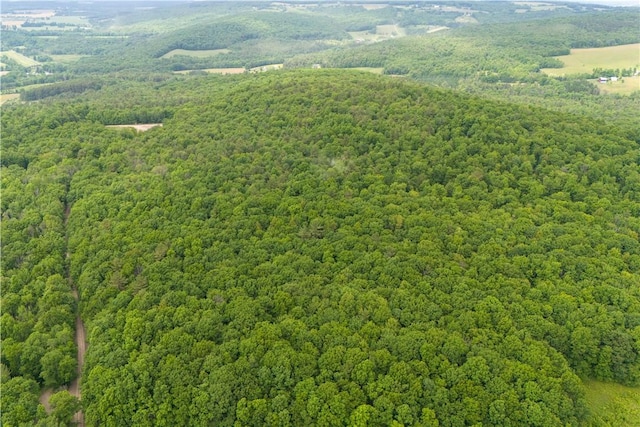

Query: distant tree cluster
[[21, 80, 102, 101], [591, 67, 637, 78]]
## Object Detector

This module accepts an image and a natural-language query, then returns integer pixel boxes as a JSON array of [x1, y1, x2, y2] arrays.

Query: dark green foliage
[[153, 12, 349, 57], [0, 376, 43, 426], [3, 70, 638, 425], [21, 80, 103, 101]]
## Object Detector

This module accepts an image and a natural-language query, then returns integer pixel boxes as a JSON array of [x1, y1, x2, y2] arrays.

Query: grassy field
[[249, 64, 284, 72], [349, 25, 407, 42], [347, 67, 385, 74], [455, 14, 479, 24], [161, 49, 230, 59], [0, 50, 40, 67], [84, 36, 129, 40], [0, 94, 20, 105], [542, 43, 640, 76], [584, 380, 640, 426], [376, 24, 406, 37], [594, 76, 640, 95], [174, 68, 246, 75]]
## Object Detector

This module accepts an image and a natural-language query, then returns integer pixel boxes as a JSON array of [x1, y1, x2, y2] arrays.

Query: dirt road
[[70, 290, 86, 426]]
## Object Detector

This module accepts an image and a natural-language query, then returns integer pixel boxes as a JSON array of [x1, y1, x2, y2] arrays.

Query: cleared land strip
[[106, 123, 163, 131], [70, 301, 86, 427], [67, 201, 86, 427]]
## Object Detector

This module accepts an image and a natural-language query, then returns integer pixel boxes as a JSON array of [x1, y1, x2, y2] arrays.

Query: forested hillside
[[2, 71, 639, 426]]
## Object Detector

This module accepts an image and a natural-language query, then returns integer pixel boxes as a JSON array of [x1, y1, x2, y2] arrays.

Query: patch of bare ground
[[39, 388, 54, 414], [106, 123, 163, 131]]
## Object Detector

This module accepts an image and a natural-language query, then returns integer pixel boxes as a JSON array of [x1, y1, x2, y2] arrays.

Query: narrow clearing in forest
[[70, 293, 86, 427], [38, 202, 86, 425], [66, 202, 86, 427]]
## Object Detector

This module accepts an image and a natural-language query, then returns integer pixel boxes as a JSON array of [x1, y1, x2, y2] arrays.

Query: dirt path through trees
[[66, 201, 86, 426], [70, 296, 86, 427]]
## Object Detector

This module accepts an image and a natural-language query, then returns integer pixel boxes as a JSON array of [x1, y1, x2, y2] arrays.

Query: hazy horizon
[[1, 0, 638, 5]]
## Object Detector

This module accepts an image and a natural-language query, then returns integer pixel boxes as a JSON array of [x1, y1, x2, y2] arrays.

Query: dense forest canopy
[[2, 0, 639, 425], [2, 69, 639, 425]]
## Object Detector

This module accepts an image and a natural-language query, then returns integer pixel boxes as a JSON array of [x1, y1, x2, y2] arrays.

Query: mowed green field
[[0, 50, 40, 67], [161, 48, 231, 59], [584, 380, 640, 426], [542, 43, 640, 76]]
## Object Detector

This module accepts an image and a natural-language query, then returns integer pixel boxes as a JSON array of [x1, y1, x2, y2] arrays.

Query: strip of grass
[[249, 64, 284, 72], [0, 94, 20, 105], [173, 68, 245, 74], [0, 50, 40, 67], [584, 380, 640, 427], [347, 67, 385, 74], [161, 48, 231, 59]]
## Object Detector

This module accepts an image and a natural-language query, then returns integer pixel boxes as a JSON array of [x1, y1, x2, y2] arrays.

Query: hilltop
[[2, 70, 639, 425]]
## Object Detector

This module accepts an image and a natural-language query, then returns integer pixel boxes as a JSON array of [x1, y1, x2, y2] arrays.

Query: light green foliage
[[584, 381, 640, 426], [49, 390, 81, 425]]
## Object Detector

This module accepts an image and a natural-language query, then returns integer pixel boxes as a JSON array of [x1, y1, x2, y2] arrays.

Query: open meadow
[[161, 49, 230, 59], [542, 43, 640, 76], [0, 50, 40, 67], [584, 380, 640, 426], [0, 93, 20, 105], [349, 25, 407, 42], [593, 75, 640, 94], [173, 67, 246, 75]]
